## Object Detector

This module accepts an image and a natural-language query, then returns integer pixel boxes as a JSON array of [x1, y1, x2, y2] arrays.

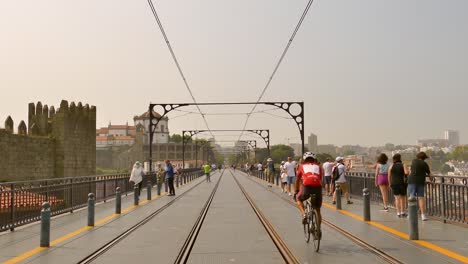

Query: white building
[[308, 133, 318, 153], [444, 130, 460, 146], [133, 111, 169, 144]]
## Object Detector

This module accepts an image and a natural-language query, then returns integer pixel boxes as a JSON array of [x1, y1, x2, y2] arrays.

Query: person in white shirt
[[283, 156, 297, 196], [322, 158, 334, 196], [332, 157, 353, 204], [257, 162, 263, 171]]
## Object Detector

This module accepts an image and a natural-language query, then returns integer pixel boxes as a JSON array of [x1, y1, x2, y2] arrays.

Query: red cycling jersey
[[297, 162, 322, 187]]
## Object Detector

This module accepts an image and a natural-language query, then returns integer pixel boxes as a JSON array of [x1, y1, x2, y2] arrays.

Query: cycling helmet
[[303, 152, 317, 160]]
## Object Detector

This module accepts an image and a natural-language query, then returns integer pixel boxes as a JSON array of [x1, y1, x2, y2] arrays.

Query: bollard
[[147, 180, 152, 201], [176, 175, 180, 188], [157, 177, 161, 196], [335, 183, 342, 210], [134, 184, 139, 206], [363, 188, 371, 221], [115, 187, 121, 214], [164, 179, 168, 193], [408, 197, 419, 240], [87, 193, 95, 227], [40, 202, 51, 247]]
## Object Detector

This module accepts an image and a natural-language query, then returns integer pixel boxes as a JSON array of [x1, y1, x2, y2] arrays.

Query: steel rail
[[77, 171, 214, 264], [174, 170, 224, 263], [230, 170, 299, 264]]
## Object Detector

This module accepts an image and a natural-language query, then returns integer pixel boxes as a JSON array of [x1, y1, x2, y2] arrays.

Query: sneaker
[[288, 192, 292, 196], [402, 213, 408, 218], [383, 207, 389, 212], [332, 201, 336, 205], [421, 214, 428, 221], [397, 213, 401, 218], [302, 215, 308, 225], [347, 200, 353, 204]]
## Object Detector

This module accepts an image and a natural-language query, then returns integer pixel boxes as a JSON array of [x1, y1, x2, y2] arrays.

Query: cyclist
[[294, 152, 323, 234]]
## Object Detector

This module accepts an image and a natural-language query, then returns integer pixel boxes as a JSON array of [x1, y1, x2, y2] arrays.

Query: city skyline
[[1, 0, 467, 146]]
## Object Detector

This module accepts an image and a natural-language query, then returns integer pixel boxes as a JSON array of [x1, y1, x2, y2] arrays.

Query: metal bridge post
[[408, 197, 419, 240], [363, 188, 371, 221], [115, 187, 121, 214], [335, 184, 342, 210], [87, 193, 95, 227], [40, 202, 51, 247]]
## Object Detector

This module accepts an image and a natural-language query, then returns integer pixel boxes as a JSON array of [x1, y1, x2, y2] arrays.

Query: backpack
[[332, 165, 341, 181], [301, 164, 322, 187]]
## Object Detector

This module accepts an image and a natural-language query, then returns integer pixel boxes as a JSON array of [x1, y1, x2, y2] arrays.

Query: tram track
[[77, 170, 225, 264], [242, 171, 404, 264], [230, 170, 300, 264], [174, 170, 224, 264]]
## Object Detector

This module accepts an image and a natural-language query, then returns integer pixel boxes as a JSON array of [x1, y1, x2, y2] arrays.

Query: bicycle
[[303, 194, 321, 252]]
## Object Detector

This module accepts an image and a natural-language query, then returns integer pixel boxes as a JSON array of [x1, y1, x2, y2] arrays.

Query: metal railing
[[0, 169, 203, 232], [347, 171, 467, 225]]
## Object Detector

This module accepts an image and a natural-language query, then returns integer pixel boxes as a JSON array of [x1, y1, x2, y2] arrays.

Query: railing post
[[440, 177, 446, 223], [103, 179, 107, 203], [115, 187, 121, 214], [363, 188, 371, 221], [408, 197, 419, 240], [10, 183, 15, 231], [70, 178, 74, 213], [156, 173, 161, 196], [176, 174, 180, 188], [134, 184, 139, 206], [147, 180, 152, 201], [87, 193, 95, 227], [335, 183, 342, 210], [40, 202, 51, 247]]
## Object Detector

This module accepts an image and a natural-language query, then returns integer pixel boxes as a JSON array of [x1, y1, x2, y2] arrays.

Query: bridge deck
[[0, 170, 466, 264]]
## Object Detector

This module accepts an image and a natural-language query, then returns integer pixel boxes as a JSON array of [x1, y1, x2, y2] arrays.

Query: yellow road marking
[[255, 174, 468, 263], [3, 182, 188, 264]]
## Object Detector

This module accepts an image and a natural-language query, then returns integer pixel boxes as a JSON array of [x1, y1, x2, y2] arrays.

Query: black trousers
[[167, 177, 175, 194]]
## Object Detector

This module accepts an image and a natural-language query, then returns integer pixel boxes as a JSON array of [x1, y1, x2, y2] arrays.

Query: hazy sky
[[1, 0, 467, 147]]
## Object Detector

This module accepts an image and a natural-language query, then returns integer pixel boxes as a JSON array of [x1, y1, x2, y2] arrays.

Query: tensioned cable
[[146, 0, 215, 139], [237, 0, 315, 142]]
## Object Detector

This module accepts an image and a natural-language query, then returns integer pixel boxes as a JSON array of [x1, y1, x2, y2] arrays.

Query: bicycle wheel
[[303, 202, 311, 243], [311, 209, 321, 252]]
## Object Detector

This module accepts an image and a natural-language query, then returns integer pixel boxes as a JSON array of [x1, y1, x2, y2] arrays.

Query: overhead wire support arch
[[148, 102, 304, 170]]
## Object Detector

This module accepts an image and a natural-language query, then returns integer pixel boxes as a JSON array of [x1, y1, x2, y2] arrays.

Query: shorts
[[391, 184, 406, 196], [335, 182, 348, 194], [324, 176, 332, 184], [298, 186, 322, 208], [287, 176, 296, 185], [408, 184, 425, 198], [377, 174, 389, 186]]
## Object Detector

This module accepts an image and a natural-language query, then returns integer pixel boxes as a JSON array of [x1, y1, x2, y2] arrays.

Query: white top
[[129, 165, 143, 184], [257, 163, 263, 171], [323, 161, 333, 176], [335, 163, 347, 183], [283, 161, 296, 177]]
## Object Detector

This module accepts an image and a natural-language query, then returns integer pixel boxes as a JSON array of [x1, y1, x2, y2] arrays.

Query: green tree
[[270, 144, 295, 163], [255, 148, 269, 163], [449, 146, 468, 161], [343, 149, 356, 156]]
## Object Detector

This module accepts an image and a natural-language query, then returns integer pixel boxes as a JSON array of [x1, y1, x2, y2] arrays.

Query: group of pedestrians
[[129, 159, 177, 197], [374, 151, 431, 220]]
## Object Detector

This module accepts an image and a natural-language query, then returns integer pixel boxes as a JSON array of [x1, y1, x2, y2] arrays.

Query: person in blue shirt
[[165, 160, 175, 196]]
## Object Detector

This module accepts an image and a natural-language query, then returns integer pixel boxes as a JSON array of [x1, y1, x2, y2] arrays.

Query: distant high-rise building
[[308, 133, 318, 153], [444, 130, 460, 146]]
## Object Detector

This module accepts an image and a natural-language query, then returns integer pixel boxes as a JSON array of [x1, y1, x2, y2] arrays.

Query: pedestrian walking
[[388, 154, 409, 217], [129, 161, 143, 196], [203, 163, 211, 182], [283, 157, 297, 196], [375, 153, 390, 211], [267, 158, 275, 187], [280, 161, 288, 192], [408, 152, 431, 221], [322, 158, 334, 196], [332, 157, 353, 204], [165, 160, 175, 196]]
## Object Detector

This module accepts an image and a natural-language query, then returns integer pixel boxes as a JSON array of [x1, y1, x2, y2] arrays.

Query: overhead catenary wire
[[237, 0, 315, 142], [146, 0, 215, 139]]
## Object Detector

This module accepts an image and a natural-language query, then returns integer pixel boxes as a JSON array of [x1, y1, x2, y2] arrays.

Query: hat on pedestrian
[[335, 157, 344, 162]]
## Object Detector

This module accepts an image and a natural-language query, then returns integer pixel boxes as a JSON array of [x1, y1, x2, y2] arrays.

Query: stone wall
[[0, 130, 55, 181], [0, 100, 96, 181]]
